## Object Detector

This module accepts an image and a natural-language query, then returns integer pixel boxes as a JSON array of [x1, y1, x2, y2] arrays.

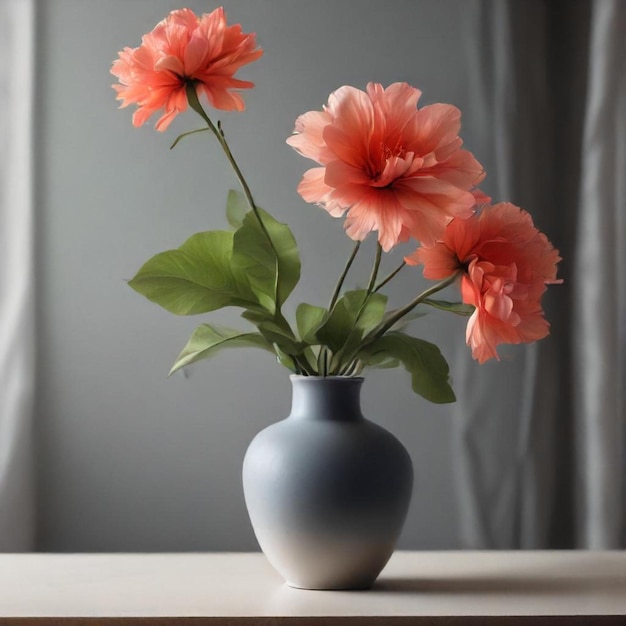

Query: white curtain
[[454, 0, 625, 549], [0, 0, 36, 551]]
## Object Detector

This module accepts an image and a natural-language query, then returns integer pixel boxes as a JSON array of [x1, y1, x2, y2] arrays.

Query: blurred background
[[0, 0, 624, 552]]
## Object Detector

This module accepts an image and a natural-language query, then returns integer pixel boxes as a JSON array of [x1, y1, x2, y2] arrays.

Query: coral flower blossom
[[406, 202, 562, 363], [286, 82, 486, 251], [111, 7, 263, 131]]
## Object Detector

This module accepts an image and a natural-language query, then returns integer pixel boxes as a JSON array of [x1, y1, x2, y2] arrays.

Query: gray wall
[[35, 0, 497, 551]]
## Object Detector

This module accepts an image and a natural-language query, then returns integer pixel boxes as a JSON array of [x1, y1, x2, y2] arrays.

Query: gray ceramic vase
[[242, 375, 413, 590]]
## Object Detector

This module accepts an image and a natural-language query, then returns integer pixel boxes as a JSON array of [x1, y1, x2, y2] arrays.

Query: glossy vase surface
[[242, 375, 413, 590]]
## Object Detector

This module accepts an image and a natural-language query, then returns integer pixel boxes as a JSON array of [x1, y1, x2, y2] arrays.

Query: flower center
[[383, 142, 406, 161], [368, 140, 408, 185]]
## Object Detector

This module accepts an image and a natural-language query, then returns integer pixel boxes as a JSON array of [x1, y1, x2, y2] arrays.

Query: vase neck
[[289, 376, 364, 422]]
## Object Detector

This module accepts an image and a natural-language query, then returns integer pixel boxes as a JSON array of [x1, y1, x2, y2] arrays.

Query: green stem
[[294, 354, 315, 376], [318, 241, 361, 375], [374, 261, 406, 293], [185, 84, 295, 335], [317, 347, 326, 376], [317, 346, 331, 377], [372, 271, 461, 339], [366, 243, 383, 294], [337, 272, 460, 375], [328, 241, 361, 311], [339, 267, 460, 377], [339, 358, 359, 376], [185, 84, 280, 272], [186, 85, 253, 206]]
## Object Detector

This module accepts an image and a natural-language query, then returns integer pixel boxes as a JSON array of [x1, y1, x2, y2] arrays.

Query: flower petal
[[111, 7, 262, 129], [415, 202, 561, 362], [287, 82, 487, 247]]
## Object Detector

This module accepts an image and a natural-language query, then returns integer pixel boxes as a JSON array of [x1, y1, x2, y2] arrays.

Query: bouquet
[[111, 7, 561, 404]]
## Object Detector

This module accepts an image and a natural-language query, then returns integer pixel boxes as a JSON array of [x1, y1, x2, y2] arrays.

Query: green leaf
[[317, 290, 388, 357], [355, 350, 400, 370], [315, 297, 353, 353], [240, 310, 304, 356], [129, 231, 255, 315], [257, 320, 305, 355], [232, 208, 300, 314], [370, 357, 401, 369], [296, 303, 327, 342], [331, 291, 388, 372], [358, 331, 456, 403], [344, 290, 387, 334], [423, 299, 475, 316], [170, 324, 273, 375], [226, 189, 248, 230], [273, 344, 298, 373]]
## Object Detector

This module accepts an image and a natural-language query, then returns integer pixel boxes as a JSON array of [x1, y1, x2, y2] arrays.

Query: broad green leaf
[[340, 290, 367, 311], [315, 297, 353, 353], [129, 231, 255, 315], [226, 189, 248, 230], [256, 320, 305, 355], [318, 290, 388, 361], [180, 232, 261, 307], [343, 290, 387, 334], [358, 331, 456, 403], [352, 349, 400, 370], [232, 208, 300, 314], [296, 303, 327, 342], [423, 299, 475, 316], [240, 309, 303, 356], [169, 324, 273, 375], [273, 344, 298, 373]]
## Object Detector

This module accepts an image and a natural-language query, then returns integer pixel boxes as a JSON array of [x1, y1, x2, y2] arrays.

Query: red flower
[[286, 83, 485, 251], [111, 7, 263, 131], [407, 202, 562, 363]]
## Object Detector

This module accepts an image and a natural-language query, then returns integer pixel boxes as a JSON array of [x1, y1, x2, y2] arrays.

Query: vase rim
[[289, 375, 364, 382]]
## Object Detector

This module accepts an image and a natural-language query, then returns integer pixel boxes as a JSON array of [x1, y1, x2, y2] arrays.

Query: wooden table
[[1, 551, 625, 624]]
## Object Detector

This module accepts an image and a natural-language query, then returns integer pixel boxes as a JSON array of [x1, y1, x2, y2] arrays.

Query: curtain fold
[[455, 0, 625, 549], [454, 0, 558, 551], [573, 0, 626, 548], [0, 0, 36, 551]]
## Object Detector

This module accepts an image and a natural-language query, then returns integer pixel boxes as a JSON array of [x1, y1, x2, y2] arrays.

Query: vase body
[[242, 375, 413, 590]]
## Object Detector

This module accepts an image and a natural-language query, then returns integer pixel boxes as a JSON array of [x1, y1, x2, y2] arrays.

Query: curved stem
[[328, 241, 361, 311], [294, 354, 315, 376], [371, 271, 461, 339], [185, 84, 296, 335], [318, 241, 361, 375], [374, 261, 406, 293], [186, 85, 253, 206], [317, 346, 331, 377], [185, 84, 280, 267], [338, 357, 360, 376], [366, 242, 382, 294], [317, 347, 326, 377]]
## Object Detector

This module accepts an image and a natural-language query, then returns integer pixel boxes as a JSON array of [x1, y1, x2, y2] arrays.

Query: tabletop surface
[[1, 550, 625, 625]]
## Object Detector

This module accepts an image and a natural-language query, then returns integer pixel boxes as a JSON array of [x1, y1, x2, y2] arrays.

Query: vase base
[[285, 580, 374, 591], [257, 533, 395, 592]]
